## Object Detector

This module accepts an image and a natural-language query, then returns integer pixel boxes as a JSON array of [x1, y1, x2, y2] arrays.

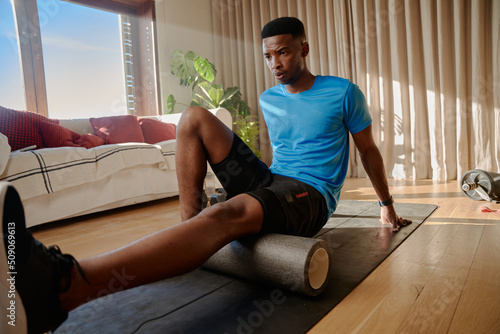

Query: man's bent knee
[[204, 194, 264, 238], [178, 106, 210, 133], [178, 107, 234, 164]]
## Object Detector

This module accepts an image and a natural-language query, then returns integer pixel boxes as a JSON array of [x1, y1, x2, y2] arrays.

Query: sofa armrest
[[159, 108, 232, 129], [59, 118, 94, 135], [0, 133, 10, 175], [211, 108, 233, 129]]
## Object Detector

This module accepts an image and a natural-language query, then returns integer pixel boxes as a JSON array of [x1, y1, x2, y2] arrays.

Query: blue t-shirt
[[259, 75, 372, 215]]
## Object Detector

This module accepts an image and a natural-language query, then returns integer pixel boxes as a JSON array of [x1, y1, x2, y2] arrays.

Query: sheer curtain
[[211, 0, 499, 180]]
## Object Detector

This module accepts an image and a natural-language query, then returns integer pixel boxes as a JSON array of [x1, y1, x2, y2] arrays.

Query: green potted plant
[[167, 49, 260, 157]]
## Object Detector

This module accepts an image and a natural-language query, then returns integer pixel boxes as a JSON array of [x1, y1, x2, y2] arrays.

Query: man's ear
[[301, 42, 309, 57]]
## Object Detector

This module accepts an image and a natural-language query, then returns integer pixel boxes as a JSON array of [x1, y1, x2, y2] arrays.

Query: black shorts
[[209, 134, 329, 237]]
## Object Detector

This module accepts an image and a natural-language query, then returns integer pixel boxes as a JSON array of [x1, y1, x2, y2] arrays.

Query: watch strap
[[378, 196, 394, 207]]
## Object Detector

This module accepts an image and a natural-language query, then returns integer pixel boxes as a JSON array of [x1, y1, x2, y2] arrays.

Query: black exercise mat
[[55, 200, 437, 334]]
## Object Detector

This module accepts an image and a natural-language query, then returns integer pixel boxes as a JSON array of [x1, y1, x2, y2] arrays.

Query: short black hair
[[261, 17, 306, 40]]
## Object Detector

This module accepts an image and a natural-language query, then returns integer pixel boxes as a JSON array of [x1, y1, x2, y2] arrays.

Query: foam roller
[[203, 233, 332, 296]]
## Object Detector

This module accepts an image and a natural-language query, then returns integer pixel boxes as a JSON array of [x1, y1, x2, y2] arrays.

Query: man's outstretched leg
[[0, 108, 265, 333], [59, 193, 263, 311]]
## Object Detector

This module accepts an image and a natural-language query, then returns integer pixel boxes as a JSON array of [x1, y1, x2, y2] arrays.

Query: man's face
[[263, 34, 307, 86]]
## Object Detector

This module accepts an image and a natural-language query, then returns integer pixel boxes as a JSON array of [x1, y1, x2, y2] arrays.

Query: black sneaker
[[1, 182, 88, 333], [1, 184, 27, 333]]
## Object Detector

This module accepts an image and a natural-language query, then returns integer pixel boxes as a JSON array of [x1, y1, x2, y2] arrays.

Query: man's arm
[[351, 124, 411, 231]]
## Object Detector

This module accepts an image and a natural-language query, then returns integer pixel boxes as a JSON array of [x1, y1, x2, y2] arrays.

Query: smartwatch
[[378, 196, 394, 207]]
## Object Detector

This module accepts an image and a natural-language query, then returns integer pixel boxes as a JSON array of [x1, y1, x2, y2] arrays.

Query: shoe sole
[[0, 182, 27, 334]]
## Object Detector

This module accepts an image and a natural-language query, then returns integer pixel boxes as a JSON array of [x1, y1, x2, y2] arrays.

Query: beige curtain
[[211, 0, 499, 180]]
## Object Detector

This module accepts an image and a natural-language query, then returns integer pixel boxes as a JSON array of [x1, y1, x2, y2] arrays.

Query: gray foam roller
[[203, 233, 332, 296]]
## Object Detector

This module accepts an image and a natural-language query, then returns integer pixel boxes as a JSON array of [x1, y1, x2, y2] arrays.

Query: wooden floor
[[31, 178, 500, 334]]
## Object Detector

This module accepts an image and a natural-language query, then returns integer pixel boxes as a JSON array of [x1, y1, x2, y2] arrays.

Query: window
[[1, 0, 159, 118], [38, 1, 127, 118], [0, 1, 26, 111]]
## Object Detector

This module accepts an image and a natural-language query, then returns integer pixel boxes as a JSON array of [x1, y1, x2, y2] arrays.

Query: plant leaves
[[233, 115, 261, 158], [166, 94, 176, 113], [169, 50, 198, 86], [194, 56, 216, 83], [198, 82, 224, 107], [219, 86, 239, 105], [209, 84, 224, 106], [221, 88, 251, 118], [194, 92, 216, 109]]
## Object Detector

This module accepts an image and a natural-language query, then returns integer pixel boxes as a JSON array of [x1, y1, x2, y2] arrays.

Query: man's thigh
[[248, 175, 329, 237], [210, 134, 272, 199]]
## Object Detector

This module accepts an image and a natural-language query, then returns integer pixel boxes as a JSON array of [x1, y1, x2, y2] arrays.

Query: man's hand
[[380, 205, 412, 232]]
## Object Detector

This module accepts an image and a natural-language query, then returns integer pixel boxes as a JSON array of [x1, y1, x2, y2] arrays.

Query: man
[[1, 17, 410, 333]]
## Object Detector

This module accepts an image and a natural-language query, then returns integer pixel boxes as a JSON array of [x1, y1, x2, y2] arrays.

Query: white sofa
[[0, 108, 231, 228]]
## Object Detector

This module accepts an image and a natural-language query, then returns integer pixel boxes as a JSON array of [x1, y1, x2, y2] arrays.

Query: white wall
[[155, 0, 215, 114]]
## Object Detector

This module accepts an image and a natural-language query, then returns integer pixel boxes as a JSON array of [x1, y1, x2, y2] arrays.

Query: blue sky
[[0, 0, 25, 111], [0, 0, 126, 118]]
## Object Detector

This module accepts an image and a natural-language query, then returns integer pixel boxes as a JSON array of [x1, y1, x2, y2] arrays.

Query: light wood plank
[[394, 222, 484, 333], [32, 197, 181, 259], [447, 221, 500, 334]]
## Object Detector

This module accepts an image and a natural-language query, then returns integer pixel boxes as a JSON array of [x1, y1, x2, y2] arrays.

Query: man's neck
[[285, 71, 316, 94]]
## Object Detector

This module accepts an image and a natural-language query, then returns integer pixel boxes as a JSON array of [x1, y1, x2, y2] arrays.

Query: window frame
[[11, 0, 161, 117]]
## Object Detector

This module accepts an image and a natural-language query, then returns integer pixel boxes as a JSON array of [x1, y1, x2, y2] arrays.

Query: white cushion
[[0, 133, 10, 175]]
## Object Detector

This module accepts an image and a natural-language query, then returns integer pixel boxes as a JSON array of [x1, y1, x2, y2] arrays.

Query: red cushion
[[74, 134, 105, 149], [90, 115, 144, 144], [39, 121, 105, 149], [139, 118, 176, 144], [40, 121, 80, 148], [0, 106, 59, 151]]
